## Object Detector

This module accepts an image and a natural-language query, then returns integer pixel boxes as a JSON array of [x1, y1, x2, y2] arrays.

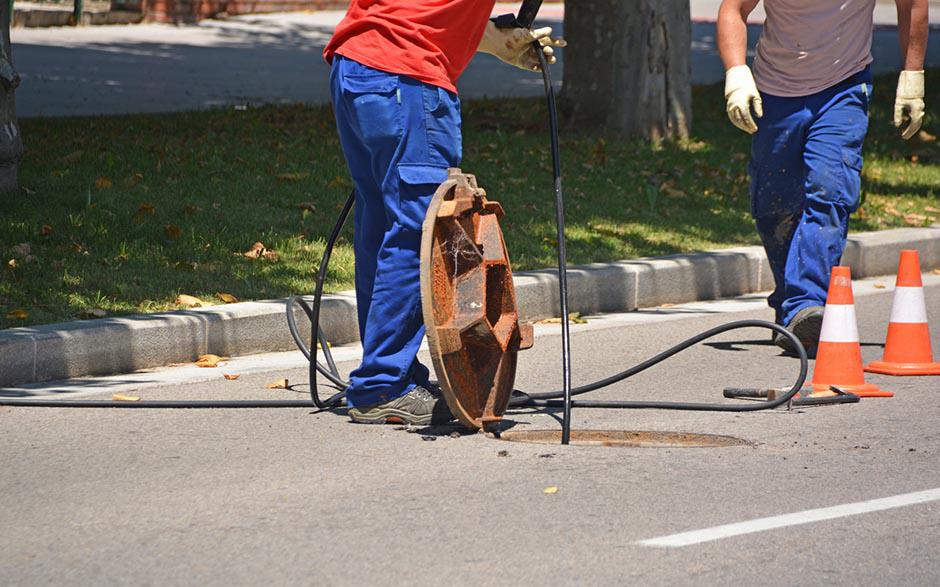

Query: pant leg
[[329, 58, 388, 341], [749, 94, 812, 323], [332, 56, 462, 407], [779, 72, 871, 325]]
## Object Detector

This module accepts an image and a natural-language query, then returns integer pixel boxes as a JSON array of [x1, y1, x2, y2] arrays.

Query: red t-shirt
[[323, 0, 497, 94]]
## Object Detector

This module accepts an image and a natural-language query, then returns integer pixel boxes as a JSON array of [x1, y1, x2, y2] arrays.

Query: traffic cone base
[[810, 382, 895, 398], [865, 360, 940, 376]]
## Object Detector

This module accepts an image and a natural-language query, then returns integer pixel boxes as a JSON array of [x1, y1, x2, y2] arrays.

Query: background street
[[12, 3, 940, 117], [3, 275, 939, 584]]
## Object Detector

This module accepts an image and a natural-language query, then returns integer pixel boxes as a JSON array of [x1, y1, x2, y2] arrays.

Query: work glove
[[895, 70, 925, 140], [724, 65, 763, 134], [486, 25, 566, 72]]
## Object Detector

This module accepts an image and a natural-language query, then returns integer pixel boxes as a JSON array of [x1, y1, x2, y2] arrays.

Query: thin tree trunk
[[0, 0, 23, 191], [561, 0, 692, 141]]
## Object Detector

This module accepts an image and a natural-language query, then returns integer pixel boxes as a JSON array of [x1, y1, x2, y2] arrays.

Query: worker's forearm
[[897, 0, 929, 70], [717, 2, 751, 70]]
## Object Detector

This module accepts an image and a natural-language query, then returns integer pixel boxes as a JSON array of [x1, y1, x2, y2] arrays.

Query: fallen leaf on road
[[217, 292, 238, 303], [223, 373, 241, 381], [6, 309, 28, 319], [112, 394, 140, 402], [543, 486, 558, 494], [873, 282, 887, 289], [79, 308, 108, 319], [95, 176, 113, 189], [539, 312, 587, 325], [195, 354, 226, 368], [176, 294, 205, 307], [266, 378, 289, 389]]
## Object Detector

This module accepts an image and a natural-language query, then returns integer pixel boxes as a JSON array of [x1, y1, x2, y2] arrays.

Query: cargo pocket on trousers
[[841, 147, 864, 213], [397, 164, 449, 232]]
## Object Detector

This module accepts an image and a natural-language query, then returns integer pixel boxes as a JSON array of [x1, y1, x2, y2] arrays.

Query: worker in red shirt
[[323, 2, 564, 425]]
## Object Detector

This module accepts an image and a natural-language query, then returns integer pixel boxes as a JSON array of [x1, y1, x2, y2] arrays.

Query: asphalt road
[[12, 9, 940, 118], [2, 275, 940, 584]]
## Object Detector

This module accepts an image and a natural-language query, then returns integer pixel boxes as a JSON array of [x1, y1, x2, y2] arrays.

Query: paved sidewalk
[[12, 3, 940, 118]]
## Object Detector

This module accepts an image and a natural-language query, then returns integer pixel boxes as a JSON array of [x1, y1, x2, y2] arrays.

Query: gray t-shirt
[[753, 0, 875, 97]]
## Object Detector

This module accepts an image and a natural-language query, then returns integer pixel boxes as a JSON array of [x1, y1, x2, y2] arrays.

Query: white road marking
[[638, 487, 940, 548]]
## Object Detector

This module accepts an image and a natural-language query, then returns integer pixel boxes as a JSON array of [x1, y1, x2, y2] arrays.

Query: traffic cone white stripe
[[888, 286, 929, 324], [819, 305, 860, 343]]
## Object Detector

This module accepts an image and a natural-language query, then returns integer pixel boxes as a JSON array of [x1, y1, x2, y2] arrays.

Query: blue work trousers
[[330, 55, 462, 407], [750, 67, 872, 326]]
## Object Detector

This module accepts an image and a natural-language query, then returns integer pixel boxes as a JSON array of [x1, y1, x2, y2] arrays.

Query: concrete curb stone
[[2, 226, 939, 387]]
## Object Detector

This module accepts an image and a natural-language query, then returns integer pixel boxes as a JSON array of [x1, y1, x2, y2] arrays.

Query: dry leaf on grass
[[217, 292, 239, 303], [95, 176, 113, 189], [164, 224, 182, 240], [266, 378, 290, 389], [195, 354, 226, 368], [223, 373, 241, 381], [6, 259, 16, 269], [543, 486, 559, 495], [276, 172, 310, 182], [6, 309, 28, 319], [176, 294, 205, 308], [112, 394, 140, 402], [39, 224, 54, 236], [298, 202, 316, 212], [243, 242, 265, 259], [12, 243, 31, 257]]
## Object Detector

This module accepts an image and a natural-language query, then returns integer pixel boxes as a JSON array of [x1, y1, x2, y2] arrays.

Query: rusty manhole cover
[[420, 169, 532, 430], [498, 430, 751, 448]]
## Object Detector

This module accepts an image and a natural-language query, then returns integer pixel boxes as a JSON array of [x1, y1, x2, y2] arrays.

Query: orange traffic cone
[[865, 250, 940, 376], [808, 266, 893, 398]]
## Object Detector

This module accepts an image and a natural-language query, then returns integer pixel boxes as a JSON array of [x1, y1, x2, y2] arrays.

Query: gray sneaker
[[774, 305, 825, 354], [348, 386, 453, 425]]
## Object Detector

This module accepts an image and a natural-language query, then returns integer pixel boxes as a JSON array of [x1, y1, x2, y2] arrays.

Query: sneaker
[[773, 305, 825, 355], [348, 386, 453, 425]]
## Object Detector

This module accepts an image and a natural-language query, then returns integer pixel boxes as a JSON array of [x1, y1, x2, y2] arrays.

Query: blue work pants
[[750, 67, 872, 326], [330, 55, 462, 407]]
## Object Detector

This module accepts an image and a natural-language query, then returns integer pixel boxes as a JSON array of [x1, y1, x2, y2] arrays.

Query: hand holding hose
[[478, 21, 566, 72]]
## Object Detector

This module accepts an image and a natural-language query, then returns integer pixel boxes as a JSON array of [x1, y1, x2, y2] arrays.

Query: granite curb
[[2, 226, 939, 386]]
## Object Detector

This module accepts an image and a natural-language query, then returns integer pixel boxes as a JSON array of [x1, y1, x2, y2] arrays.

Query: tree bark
[[0, 0, 23, 191], [560, 0, 692, 141]]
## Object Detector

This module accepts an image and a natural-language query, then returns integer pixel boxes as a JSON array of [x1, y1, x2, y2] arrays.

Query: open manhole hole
[[498, 430, 751, 448]]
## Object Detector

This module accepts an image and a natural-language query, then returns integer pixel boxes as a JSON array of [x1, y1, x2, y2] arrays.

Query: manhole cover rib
[[499, 430, 751, 448]]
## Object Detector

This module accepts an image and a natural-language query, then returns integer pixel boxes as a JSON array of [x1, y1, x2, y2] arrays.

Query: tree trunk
[[560, 0, 692, 141], [0, 0, 23, 191]]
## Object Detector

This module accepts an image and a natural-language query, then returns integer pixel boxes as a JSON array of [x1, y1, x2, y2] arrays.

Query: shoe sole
[[348, 408, 432, 426], [791, 312, 823, 348]]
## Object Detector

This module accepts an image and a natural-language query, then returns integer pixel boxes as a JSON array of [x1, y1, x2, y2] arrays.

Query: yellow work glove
[[724, 65, 763, 134], [895, 70, 925, 140], [479, 23, 566, 72]]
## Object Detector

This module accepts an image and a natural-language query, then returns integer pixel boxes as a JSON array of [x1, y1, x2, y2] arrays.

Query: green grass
[[2, 70, 938, 328]]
